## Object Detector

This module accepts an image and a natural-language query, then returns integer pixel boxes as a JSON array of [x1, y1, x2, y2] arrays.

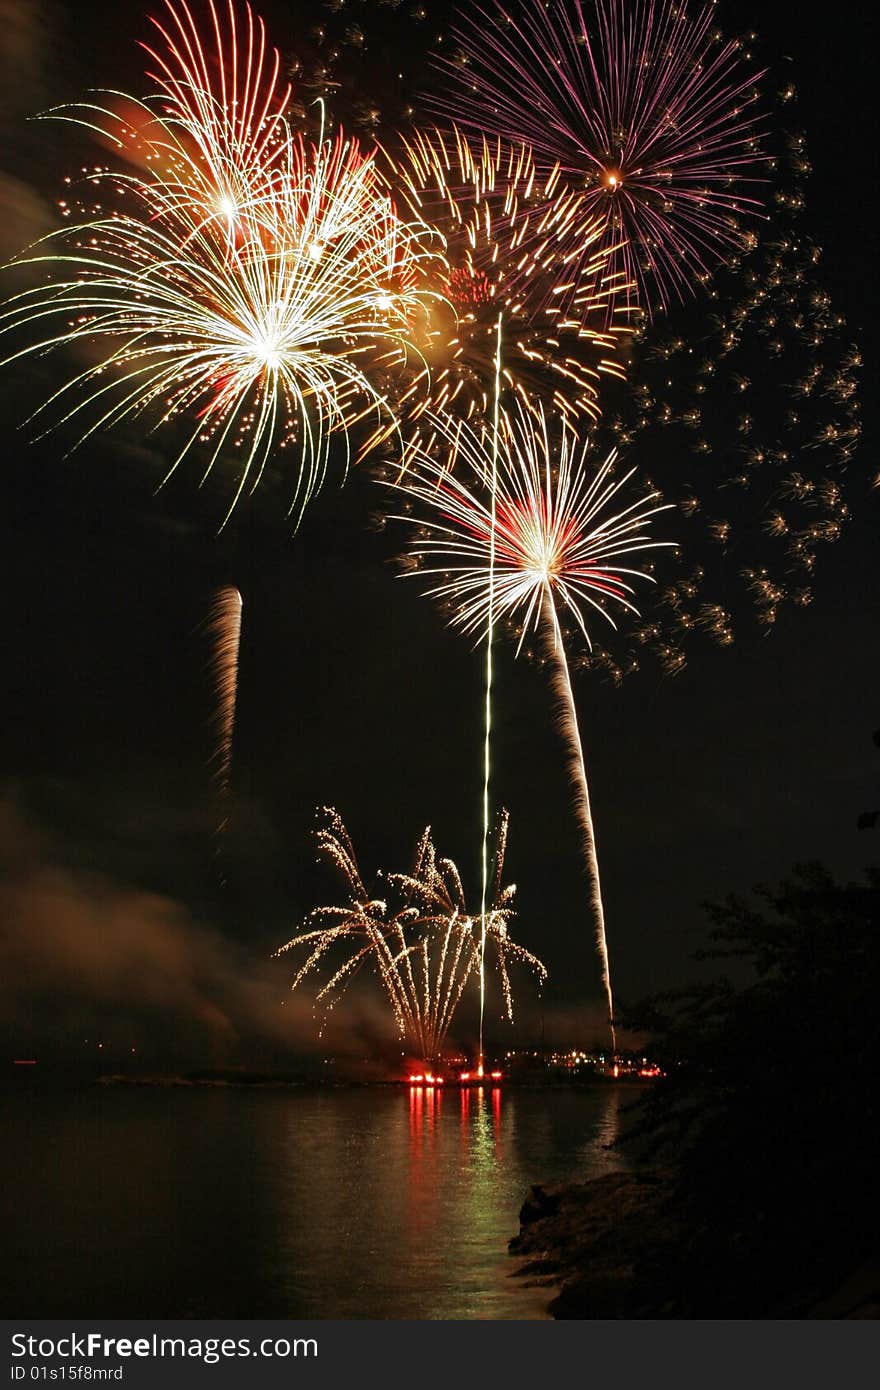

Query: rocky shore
[[509, 1170, 680, 1318], [509, 1171, 880, 1318]]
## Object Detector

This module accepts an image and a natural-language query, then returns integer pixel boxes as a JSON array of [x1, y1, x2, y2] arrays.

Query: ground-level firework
[[385, 399, 673, 1047], [275, 808, 546, 1064]]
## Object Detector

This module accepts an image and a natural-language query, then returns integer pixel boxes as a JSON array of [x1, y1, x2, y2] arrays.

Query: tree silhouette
[[620, 859, 880, 1313]]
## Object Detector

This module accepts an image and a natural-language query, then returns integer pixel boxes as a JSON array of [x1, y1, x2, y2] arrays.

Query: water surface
[[1, 1083, 638, 1318]]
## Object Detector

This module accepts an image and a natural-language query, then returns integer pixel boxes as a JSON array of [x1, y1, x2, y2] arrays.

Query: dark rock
[[509, 1169, 680, 1318], [510, 1169, 880, 1318], [516, 1185, 561, 1231]]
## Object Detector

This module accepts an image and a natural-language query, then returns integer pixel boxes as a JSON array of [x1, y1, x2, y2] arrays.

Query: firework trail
[[0, 1, 437, 528], [432, 0, 765, 317], [477, 312, 502, 1075], [541, 590, 614, 1049], [381, 124, 624, 445], [383, 121, 621, 1066], [276, 808, 546, 1064], [206, 585, 243, 816], [385, 398, 673, 1045]]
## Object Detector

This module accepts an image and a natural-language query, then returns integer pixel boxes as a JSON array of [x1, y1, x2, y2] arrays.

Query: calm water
[[0, 1083, 638, 1319]]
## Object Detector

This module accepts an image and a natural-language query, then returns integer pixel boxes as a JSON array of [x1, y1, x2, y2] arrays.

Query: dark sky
[[0, 0, 877, 1064]]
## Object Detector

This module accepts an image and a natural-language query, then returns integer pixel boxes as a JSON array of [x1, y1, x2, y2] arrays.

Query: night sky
[[0, 0, 877, 1065]]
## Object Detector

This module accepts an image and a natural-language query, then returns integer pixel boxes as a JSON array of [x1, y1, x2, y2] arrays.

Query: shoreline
[[508, 1172, 880, 1319], [5, 1067, 647, 1092], [508, 1170, 678, 1318]]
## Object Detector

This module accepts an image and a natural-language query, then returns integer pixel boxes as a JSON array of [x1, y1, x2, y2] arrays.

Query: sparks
[[381, 125, 625, 443], [140, 0, 295, 231], [276, 808, 546, 1067], [432, 0, 766, 317], [600, 127, 862, 675], [0, 1, 437, 528]]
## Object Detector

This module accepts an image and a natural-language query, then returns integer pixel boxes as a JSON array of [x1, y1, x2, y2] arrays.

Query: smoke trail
[[207, 585, 243, 818], [542, 588, 616, 1054]]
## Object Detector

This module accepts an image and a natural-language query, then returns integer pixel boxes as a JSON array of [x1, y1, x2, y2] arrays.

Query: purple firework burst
[[432, 0, 767, 317]]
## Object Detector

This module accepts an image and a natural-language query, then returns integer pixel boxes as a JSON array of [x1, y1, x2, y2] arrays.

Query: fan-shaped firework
[[387, 807, 545, 1041], [586, 124, 863, 681], [385, 399, 673, 1046], [275, 808, 423, 1039], [383, 125, 624, 436], [0, 1, 437, 528], [275, 807, 546, 1063], [433, 0, 765, 317]]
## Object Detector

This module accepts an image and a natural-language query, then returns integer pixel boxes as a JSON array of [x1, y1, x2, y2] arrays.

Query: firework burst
[[381, 125, 624, 441], [141, 0, 293, 228], [34, 0, 294, 257], [276, 808, 546, 1064], [1, 2, 437, 527], [589, 122, 863, 680], [433, 0, 765, 317], [385, 398, 673, 1046]]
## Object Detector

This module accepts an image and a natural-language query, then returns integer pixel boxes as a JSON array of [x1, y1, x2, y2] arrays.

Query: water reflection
[[407, 1084, 443, 1239], [2, 1084, 642, 1319]]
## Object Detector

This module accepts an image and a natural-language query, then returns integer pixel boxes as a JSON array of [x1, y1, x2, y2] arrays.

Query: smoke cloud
[[0, 793, 397, 1069]]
